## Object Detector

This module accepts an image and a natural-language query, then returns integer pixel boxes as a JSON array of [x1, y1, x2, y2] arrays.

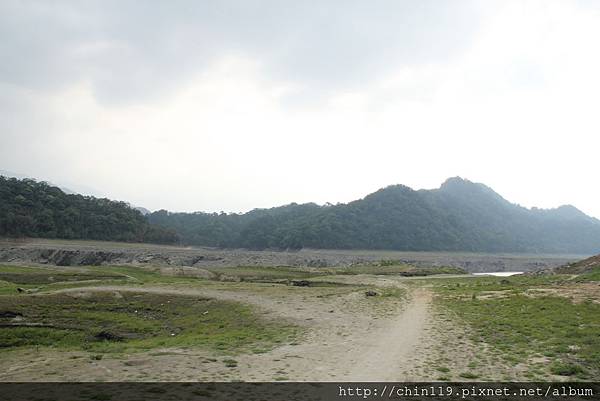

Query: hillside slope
[[555, 254, 600, 274], [0, 176, 178, 244], [149, 177, 600, 253]]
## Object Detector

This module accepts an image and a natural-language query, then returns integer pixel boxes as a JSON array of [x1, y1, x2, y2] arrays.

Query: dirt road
[[0, 282, 435, 381], [345, 288, 432, 381]]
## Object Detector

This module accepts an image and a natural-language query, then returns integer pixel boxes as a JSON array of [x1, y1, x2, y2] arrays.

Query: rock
[[365, 290, 378, 297], [94, 331, 123, 342], [0, 311, 23, 318]]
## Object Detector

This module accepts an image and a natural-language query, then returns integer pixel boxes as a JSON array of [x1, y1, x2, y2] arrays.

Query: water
[[472, 272, 523, 277]]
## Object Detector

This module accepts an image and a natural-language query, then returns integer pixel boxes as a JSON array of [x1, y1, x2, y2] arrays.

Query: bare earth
[[0, 277, 445, 382], [0, 238, 585, 273], [2, 239, 581, 382]]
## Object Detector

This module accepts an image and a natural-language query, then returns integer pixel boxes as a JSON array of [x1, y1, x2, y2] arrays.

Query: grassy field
[[1, 260, 599, 381], [0, 262, 419, 357], [0, 264, 304, 356], [430, 272, 600, 380], [0, 291, 296, 354]]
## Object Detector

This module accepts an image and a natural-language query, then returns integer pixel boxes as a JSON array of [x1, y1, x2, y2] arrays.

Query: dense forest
[[0, 176, 178, 244], [2, 175, 600, 253], [148, 177, 600, 254]]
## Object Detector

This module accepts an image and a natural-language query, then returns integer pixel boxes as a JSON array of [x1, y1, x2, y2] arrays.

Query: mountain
[[0, 176, 178, 244], [148, 177, 600, 253], [2, 174, 599, 253], [0, 169, 94, 196]]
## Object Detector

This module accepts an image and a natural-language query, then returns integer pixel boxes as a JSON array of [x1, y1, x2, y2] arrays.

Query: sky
[[1, 0, 599, 217]]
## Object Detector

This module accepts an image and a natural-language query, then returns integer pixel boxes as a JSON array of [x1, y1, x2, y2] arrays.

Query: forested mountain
[[148, 177, 600, 253], [0, 176, 178, 244], [2, 175, 599, 253]]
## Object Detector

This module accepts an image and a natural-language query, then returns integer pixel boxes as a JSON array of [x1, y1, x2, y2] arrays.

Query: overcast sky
[[1, 0, 599, 217]]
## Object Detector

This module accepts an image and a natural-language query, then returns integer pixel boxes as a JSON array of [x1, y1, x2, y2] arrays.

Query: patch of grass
[[433, 274, 570, 295], [222, 358, 238, 368], [0, 265, 125, 285], [459, 372, 479, 379], [437, 274, 600, 379], [332, 264, 466, 276], [550, 361, 587, 377], [0, 291, 299, 354], [574, 266, 600, 282], [0, 280, 18, 296], [203, 266, 323, 282]]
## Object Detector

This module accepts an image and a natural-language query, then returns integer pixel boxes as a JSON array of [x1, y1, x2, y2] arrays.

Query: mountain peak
[[553, 205, 588, 219], [437, 177, 509, 206], [439, 176, 489, 194], [440, 176, 477, 189]]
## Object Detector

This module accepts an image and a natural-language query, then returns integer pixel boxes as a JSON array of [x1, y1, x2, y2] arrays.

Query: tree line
[[3, 175, 600, 253], [148, 178, 600, 254], [0, 176, 178, 244]]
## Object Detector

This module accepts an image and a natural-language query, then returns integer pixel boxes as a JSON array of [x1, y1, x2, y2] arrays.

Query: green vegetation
[[203, 266, 323, 281], [148, 177, 600, 253], [0, 263, 452, 297], [0, 261, 416, 357], [0, 176, 177, 243], [574, 266, 600, 282], [201, 263, 465, 283], [333, 263, 466, 276], [4, 175, 600, 253], [435, 274, 600, 379], [0, 265, 123, 285], [0, 291, 298, 354]]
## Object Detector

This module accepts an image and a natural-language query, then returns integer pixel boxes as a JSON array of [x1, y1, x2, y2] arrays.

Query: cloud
[[1, 0, 599, 218], [0, 0, 482, 104]]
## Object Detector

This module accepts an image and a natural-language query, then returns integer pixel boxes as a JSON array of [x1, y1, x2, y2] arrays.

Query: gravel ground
[[0, 238, 587, 272]]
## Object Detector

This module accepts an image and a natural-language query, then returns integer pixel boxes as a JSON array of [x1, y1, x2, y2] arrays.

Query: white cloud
[[1, 0, 599, 218]]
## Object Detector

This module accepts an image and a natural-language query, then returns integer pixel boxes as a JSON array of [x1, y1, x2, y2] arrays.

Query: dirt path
[[1, 283, 435, 381], [345, 288, 432, 381]]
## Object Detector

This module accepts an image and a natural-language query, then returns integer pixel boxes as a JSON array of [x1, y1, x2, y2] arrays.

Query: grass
[[203, 266, 323, 281], [0, 264, 215, 295], [0, 291, 299, 354], [0, 265, 124, 285], [574, 266, 600, 282], [0, 261, 413, 362], [331, 263, 466, 276], [435, 274, 600, 379], [201, 264, 465, 283], [550, 361, 587, 376]]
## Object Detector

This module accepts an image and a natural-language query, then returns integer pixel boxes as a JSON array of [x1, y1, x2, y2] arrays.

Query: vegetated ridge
[[148, 177, 600, 253], [0, 176, 178, 244], [2, 175, 599, 253]]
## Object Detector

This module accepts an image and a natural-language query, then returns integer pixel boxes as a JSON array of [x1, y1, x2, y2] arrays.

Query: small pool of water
[[472, 271, 524, 277]]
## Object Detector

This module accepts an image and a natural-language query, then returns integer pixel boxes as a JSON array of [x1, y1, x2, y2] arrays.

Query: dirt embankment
[[0, 238, 583, 272], [553, 254, 600, 274]]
